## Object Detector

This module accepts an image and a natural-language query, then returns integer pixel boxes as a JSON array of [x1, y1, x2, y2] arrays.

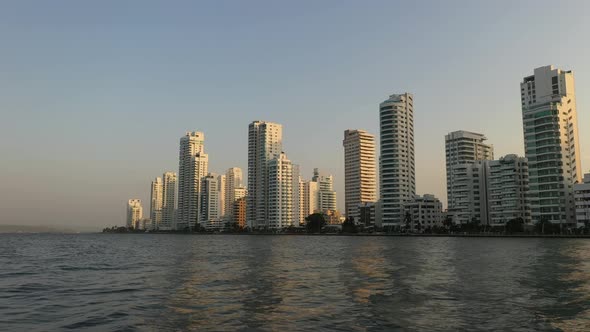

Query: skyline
[[2, 1, 590, 230]]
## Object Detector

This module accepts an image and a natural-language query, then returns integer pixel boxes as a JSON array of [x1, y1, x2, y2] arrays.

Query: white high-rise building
[[201, 173, 220, 224], [292, 164, 304, 226], [248, 121, 283, 229], [224, 167, 244, 220], [449, 161, 490, 225], [267, 152, 294, 229], [302, 180, 319, 218], [150, 177, 163, 230], [488, 155, 531, 226], [161, 172, 177, 230], [343, 129, 377, 222], [127, 199, 143, 229], [217, 174, 226, 219], [574, 174, 590, 227], [379, 93, 415, 227], [312, 168, 337, 212], [445, 130, 494, 210], [177, 131, 208, 230], [521, 65, 582, 226]]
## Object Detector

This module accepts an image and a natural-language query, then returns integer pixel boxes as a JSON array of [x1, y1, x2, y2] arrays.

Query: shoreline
[[103, 232, 590, 239]]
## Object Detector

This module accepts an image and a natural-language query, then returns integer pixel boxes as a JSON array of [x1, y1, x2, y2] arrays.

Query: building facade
[[302, 180, 319, 218], [448, 161, 489, 225], [267, 152, 294, 229], [402, 194, 443, 231], [445, 130, 493, 211], [488, 155, 531, 226], [150, 177, 163, 230], [247, 121, 283, 229], [313, 168, 337, 213], [343, 129, 377, 222], [127, 199, 143, 229], [161, 172, 177, 230], [224, 167, 244, 220], [358, 202, 377, 227], [217, 174, 226, 220], [233, 196, 247, 229], [574, 174, 590, 227], [200, 173, 220, 224], [379, 93, 415, 227], [521, 65, 582, 226], [177, 131, 208, 230]]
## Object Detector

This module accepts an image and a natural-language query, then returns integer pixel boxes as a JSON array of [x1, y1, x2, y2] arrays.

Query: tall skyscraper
[[445, 130, 494, 211], [267, 152, 294, 229], [379, 93, 415, 227], [201, 173, 220, 224], [521, 65, 582, 226], [177, 131, 208, 230], [247, 121, 283, 229], [161, 172, 177, 230], [302, 180, 319, 218], [292, 164, 304, 226], [224, 167, 244, 220], [126, 199, 143, 229], [312, 168, 337, 212], [217, 174, 226, 219], [150, 177, 163, 229], [343, 129, 377, 222], [488, 155, 531, 226]]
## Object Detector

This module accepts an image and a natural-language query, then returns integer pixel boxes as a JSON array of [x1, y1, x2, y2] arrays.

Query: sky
[[1, 0, 589, 230]]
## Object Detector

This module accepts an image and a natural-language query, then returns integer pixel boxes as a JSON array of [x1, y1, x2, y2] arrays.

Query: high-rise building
[[217, 174, 226, 219], [201, 173, 220, 224], [224, 167, 244, 220], [379, 93, 415, 227], [267, 152, 294, 229], [127, 199, 143, 229], [574, 173, 590, 227], [292, 165, 304, 226], [233, 196, 247, 229], [177, 131, 208, 230], [150, 177, 163, 230], [247, 121, 283, 229], [521, 65, 582, 226], [445, 131, 493, 210], [343, 129, 377, 222], [402, 194, 443, 231], [312, 168, 337, 212], [449, 160, 490, 225], [488, 155, 531, 226], [161, 172, 177, 230], [302, 180, 319, 218]]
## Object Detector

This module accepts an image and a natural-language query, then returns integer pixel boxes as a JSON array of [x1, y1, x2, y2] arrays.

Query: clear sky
[[1, 0, 589, 230]]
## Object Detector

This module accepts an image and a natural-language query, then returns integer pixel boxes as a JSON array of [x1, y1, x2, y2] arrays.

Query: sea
[[1, 234, 589, 331]]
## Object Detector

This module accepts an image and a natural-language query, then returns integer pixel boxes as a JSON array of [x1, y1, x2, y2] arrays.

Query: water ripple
[[1, 234, 589, 331]]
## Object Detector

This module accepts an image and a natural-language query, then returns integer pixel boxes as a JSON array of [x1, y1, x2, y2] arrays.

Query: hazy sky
[[1, 0, 589, 230]]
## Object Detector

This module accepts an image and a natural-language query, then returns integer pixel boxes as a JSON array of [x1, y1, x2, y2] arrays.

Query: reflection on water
[[1, 234, 590, 331]]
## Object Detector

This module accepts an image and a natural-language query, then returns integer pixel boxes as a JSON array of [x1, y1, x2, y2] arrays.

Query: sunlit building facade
[[343, 129, 377, 222], [521, 65, 582, 226]]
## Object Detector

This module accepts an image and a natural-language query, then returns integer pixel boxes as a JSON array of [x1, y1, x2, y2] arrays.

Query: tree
[[404, 212, 412, 233], [505, 217, 524, 233], [342, 217, 358, 233], [305, 213, 326, 233]]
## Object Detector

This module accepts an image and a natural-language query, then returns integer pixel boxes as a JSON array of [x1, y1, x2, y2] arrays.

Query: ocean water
[[1, 234, 589, 331]]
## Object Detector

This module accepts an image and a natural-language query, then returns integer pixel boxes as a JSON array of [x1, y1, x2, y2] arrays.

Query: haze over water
[[1, 234, 589, 331]]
